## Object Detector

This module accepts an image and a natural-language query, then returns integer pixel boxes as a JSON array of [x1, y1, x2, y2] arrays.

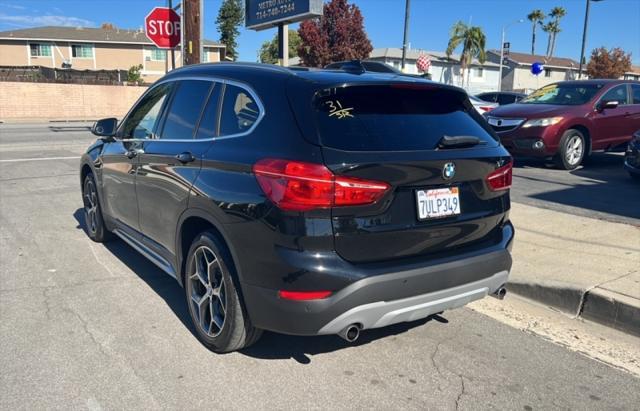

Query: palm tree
[[446, 21, 486, 88], [542, 21, 554, 58], [548, 6, 566, 58], [527, 10, 545, 55]]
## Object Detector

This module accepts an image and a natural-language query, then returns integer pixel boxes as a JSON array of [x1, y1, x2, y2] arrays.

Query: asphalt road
[[1, 123, 639, 410]]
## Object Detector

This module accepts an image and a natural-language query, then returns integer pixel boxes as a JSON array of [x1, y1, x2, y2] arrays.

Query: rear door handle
[[175, 152, 195, 163]]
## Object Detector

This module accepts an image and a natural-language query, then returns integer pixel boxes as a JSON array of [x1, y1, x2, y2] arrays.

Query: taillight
[[486, 161, 513, 191], [278, 290, 332, 300], [479, 106, 494, 112], [253, 158, 390, 211]]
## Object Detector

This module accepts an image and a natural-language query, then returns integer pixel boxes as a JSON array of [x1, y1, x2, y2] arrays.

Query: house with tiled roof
[[0, 26, 225, 82], [369, 47, 501, 93], [486, 50, 580, 93]]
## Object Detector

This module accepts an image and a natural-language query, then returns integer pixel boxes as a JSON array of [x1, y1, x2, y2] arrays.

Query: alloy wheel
[[565, 135, 583, 166], [189, 246, 227, 337], [83, 179, 98, 234]]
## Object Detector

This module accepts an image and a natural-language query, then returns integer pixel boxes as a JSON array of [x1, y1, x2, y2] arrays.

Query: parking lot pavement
[[1, 123, 639, 409], [511, 153, 640, 226]]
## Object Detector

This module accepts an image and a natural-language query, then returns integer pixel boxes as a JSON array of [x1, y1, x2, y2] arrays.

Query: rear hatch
[[291, 80, 512, 263]]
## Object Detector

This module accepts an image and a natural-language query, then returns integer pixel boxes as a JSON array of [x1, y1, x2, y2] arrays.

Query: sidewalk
[[508, 202, 640, 336]]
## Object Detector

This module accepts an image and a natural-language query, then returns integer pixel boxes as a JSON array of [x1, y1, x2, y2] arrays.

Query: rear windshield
[[313, 85, 497, 151]]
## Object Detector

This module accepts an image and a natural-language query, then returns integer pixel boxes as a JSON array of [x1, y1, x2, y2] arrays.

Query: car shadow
[[72, 208, 198, 340], [240, 315, 446, 364], [73, 208, 451, 363], [513, 153, 640, 222]]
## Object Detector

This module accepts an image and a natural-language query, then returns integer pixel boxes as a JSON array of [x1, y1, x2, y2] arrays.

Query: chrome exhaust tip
[[338, 324, 361, 342], [490, 286, 507, 300]]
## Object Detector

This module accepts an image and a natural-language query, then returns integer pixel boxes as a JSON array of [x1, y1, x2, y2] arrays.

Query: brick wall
[[0, 82, 147, 121]]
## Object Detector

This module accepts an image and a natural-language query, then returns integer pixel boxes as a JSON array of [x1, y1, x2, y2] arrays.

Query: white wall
[[376, 57, 499, 94], [510, 67, 578, 93]]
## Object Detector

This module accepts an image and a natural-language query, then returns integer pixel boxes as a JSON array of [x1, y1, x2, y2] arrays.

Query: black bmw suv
[[80, 63, 514, 352]]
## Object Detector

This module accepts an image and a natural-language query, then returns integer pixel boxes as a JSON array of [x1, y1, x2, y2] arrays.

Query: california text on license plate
[[416, 187, 461, 220]]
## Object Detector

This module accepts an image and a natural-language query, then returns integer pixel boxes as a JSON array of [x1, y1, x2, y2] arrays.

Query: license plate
[[416, 187, 461, 220]]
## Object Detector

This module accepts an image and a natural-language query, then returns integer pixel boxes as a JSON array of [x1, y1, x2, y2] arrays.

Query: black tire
[[554, 129, 586, 170], [82, 174, 113, 242], [184, 231, 262, 353]]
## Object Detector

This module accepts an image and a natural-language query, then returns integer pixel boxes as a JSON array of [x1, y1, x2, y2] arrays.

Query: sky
[[1, 0, 639, 65]]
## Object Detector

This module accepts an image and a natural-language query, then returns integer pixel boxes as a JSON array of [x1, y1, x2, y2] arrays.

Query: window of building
[[544, 69, 552, 78], [29, 43, 51, 57], [71, 44, 93, 58], [219, 84, 260, 136], [150, 48, 166, 61], [473, 67, 484, 77], [160, 80, 213, 140]]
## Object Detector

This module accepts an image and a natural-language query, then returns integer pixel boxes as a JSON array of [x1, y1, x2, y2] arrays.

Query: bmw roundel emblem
[[443, 162, 456, 180]]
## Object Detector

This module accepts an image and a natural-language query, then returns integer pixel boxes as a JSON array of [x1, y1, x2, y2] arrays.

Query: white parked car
[[469, 95, 498, 114]]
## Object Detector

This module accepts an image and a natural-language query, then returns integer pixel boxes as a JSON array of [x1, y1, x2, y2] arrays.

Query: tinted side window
[[497, 94, 514, 105], [121, 83, 171, 139], [600, 85, 629, 105], [219, 84, 260, 136], [478, 93, 496, 103], [194, 83, 222, 139], [159, 80, 213, 140], [631, 85, 640, 104]]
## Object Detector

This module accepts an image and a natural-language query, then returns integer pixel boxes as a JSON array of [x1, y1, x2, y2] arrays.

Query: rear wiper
[[437, 135, 486, 149]]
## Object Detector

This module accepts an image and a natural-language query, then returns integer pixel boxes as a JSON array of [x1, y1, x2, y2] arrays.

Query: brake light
[[253, 159, 390, 211], [479, 106, 494, 112], [278, 290, 332, 300], [486, 161, 513, 191]]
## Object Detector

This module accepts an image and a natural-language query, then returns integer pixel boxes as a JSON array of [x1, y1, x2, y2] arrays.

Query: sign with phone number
[[245, 0, 323, 30]]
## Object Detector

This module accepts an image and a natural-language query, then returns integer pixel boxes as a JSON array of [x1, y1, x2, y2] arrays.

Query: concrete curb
[[507, 280, 640, 337]]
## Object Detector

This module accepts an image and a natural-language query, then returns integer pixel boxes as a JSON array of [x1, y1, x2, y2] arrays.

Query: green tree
[[216, 0, 243, 61], [258, 30, 301, 64], [445, 21, 486, 88], [527, 9, 545, 55], [547, 6, 566, 58], [127, 64, 143, 85]]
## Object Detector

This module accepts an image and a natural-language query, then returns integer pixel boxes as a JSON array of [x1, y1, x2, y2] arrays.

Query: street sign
[[145, 7, 181, 49], [245, 0, 323, 31], [503, 42, 510, 49]]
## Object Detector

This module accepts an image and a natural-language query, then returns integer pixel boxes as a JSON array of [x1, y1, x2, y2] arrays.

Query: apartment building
[[0, 26, 225, 82]]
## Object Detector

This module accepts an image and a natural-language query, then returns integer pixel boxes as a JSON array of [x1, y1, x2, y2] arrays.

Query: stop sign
[[145, 7, 181, 49]]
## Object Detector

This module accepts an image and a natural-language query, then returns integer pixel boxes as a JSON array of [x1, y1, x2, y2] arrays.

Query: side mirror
[[91, 118, 118, 139], [597, 100, 619, 111]]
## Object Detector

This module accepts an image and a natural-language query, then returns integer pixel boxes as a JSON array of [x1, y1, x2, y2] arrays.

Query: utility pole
[[578, 0, 603, 79], [278, 24, 289, 66], [498, 19, 524, 92], [169, 0, 176, 70], [183, 0, 201, 65], [401, 0, 410, 71]]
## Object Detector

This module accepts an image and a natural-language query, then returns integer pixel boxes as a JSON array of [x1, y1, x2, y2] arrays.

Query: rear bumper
[[242, 222, 514, 336]]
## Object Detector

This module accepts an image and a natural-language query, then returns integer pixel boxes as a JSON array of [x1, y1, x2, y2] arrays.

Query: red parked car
[[485, 80, 640, 169]]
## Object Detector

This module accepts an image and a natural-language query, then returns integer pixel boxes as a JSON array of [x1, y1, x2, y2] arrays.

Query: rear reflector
[[278, 290, 332, 300], [486, 161, 513, 191], [253, 158, 390, 211]]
